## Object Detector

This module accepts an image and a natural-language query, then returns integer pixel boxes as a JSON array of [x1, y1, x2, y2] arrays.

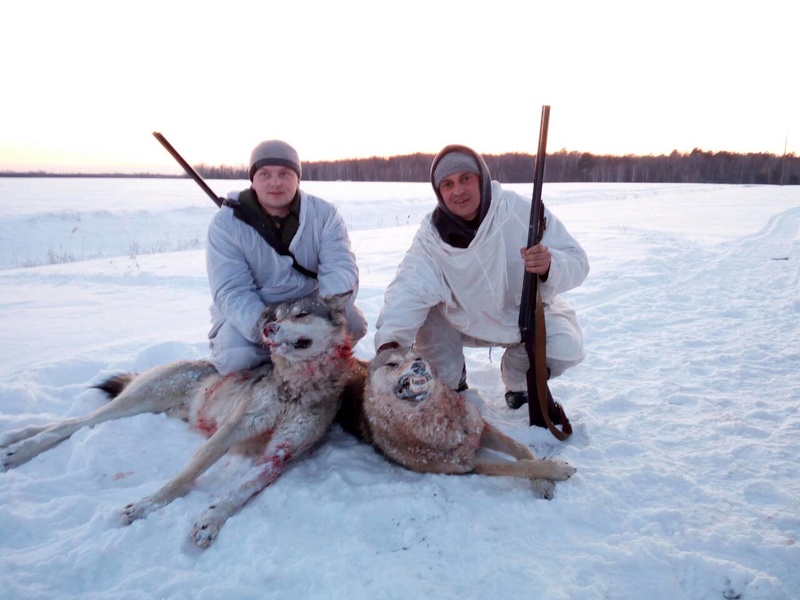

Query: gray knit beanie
[[249, 140, 302, 181], [432, 151, 480, 188]]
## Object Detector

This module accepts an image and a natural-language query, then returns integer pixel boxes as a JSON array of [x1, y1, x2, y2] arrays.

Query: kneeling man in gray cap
[[374, 144, 588, 427], [206, 139, 367, 374]]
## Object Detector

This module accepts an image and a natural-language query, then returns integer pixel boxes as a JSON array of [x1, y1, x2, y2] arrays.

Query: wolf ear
[[325, 290, 353, 310]]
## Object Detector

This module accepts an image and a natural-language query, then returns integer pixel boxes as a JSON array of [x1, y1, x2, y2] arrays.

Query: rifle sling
[[225, 199, 318, 280]]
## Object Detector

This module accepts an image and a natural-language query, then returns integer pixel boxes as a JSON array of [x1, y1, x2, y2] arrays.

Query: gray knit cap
[[249, 140, 301, 181], [432, 151, 480, 188]]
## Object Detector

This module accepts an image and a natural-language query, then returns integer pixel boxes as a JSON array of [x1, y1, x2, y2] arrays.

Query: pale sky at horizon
[[1, 0, 797, 175]]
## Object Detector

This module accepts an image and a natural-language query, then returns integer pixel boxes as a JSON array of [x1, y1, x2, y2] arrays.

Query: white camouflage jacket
[[206, 189, 360, 344], [374, 181, 589, 349]]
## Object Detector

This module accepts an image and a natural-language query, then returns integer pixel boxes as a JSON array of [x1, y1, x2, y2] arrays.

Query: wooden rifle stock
[[519, 106, 571, 439], [152, 132, 224, 208]]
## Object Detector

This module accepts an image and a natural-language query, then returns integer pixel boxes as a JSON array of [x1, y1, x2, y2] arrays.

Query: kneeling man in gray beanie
[[206, 139, 367, 374], [374, 144, 589, 427]]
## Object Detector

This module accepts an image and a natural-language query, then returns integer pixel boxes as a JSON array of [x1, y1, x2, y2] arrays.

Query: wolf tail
[[93, 373, 137, 399]]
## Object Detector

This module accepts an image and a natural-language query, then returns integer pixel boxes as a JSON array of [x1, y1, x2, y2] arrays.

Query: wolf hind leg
[[1, 423, 57, 449], [2, 383, 175, 472]]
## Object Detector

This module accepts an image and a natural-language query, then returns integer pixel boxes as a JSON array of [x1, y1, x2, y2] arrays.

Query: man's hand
[[377, 341, 400, 354], [520, 244, 551, 278]]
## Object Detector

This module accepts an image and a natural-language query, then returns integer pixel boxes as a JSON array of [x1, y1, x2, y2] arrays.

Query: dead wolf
[[338, 346, 576, 482], [0, 292, 360, 548]]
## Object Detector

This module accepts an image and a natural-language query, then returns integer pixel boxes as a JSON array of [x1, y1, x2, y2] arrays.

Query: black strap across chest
[[224, 195, 318, 280]]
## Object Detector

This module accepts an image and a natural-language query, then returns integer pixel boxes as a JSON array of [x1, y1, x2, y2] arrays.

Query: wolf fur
[[1, 292, 359, 548], [338, 346, 576, 482]]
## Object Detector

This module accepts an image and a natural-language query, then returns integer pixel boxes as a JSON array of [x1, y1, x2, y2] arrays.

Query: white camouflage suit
[[374, 155, 589, 392], [206, 189, 367, 375]]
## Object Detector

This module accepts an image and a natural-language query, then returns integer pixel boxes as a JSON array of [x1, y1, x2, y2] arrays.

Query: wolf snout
[[394, 360, 432, 401]]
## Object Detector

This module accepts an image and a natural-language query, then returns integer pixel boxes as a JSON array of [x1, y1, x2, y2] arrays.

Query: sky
[[0, 179, 798, 598], [1, 0, 798, 174]]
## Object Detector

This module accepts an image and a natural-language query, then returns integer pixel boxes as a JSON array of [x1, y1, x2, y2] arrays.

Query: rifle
[[519, 106, 572, 440], [152, 132, 223, 207]]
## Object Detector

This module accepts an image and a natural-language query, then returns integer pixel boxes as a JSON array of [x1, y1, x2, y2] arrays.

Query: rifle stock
[[519, 106, 571, 440], [152, 132, 224, 208]]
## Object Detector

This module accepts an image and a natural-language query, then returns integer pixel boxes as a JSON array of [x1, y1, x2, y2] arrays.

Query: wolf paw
[[2, 444, 30, 471], [530, 479, 556, 500], [1, 447, 15, 471], [546, 459, 577, 481], [120, 501, 151, 525], [191, 507, 225, 549]]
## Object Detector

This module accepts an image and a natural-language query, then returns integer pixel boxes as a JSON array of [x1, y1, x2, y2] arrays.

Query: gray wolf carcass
[[338, 346, 576, 482], [1, 292, 359, 548]]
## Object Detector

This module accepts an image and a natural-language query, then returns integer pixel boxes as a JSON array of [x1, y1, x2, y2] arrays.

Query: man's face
[[438, 171, 481, 221], [251, 165, 300, 216]]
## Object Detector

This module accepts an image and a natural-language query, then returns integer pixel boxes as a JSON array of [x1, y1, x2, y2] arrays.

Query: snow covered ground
[[0, 178, 798, 599]]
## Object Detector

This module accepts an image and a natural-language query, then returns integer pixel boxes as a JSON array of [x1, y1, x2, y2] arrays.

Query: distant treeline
[[194, 149, 799, 185], [3, 149, 798, 184]]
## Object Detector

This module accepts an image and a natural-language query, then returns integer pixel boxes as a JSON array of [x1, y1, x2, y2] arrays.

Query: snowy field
[[0, 178, 798, 599]]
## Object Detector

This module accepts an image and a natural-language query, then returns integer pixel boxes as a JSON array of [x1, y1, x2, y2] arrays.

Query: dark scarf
[[239, 187, 301, 248], [431, 208, 481, 248]]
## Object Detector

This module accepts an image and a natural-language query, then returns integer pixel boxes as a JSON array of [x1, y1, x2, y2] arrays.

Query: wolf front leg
[[479, 421, 535, 460], [120, 421, 243, 524], [474, 457, 576, 481], [190, 440, 293, 548]]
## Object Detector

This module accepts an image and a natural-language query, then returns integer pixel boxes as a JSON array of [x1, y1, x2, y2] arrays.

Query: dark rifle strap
[[532, 287, 572, 440], [224, 198, 318, 280]]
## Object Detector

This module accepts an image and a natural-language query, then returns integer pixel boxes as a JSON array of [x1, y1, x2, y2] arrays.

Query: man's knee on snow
[[547, 357, 582, 379], [346, 306, 368, 344]]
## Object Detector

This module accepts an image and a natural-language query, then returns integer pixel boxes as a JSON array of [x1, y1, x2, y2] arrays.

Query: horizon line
[[3, 146, 797, 178]]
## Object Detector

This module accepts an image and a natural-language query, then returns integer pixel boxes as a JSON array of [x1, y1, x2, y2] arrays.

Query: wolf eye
[[386, 362, 399, 368], [294, 311, 309, 318]]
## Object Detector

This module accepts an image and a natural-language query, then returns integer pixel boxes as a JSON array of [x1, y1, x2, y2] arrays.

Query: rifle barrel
[[527, 105, 550, 248], [519, 106, 550, 334], [152, 132, 223, 207]]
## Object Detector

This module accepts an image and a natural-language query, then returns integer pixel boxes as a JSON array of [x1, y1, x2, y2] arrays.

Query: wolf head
[[259, 291, 352, 361], [369, 346, 433, 402]]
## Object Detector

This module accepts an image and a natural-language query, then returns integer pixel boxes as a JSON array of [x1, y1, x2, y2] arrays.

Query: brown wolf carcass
[[338, 346, 576, 483]]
